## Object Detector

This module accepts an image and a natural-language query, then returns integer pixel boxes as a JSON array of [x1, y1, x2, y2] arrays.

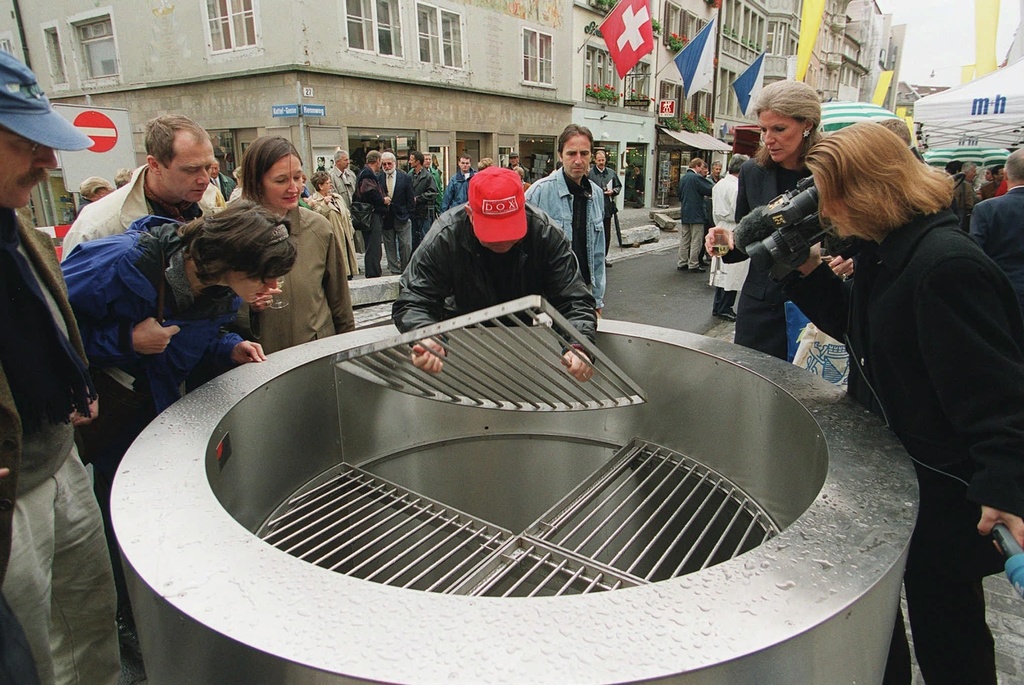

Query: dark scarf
[[563, 170, 592, 287], [0, 210, 95, 433], [143, 180, 202, 222]]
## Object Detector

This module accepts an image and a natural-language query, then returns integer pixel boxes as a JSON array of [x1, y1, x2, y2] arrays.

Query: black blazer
[[970, 187, 1024, 320], [379, 169, 414, 223], [727, 159, 811, 360]]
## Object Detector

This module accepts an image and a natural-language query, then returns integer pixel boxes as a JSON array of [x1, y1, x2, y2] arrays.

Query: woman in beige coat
[[239, 136, 354, 354], [308, 170, 360, 278]]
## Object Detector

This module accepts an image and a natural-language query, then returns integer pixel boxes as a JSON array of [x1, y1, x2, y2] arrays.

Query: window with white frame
[[206, 0, 257, 53], [584, 46, 615, 93], [43, 27, 67, 84], [346, 0, 402, 57], [417, 3, 462, 68], [0, 36, 13, 55], [523, 28, 552, 85], [74, 16, 118, 79]]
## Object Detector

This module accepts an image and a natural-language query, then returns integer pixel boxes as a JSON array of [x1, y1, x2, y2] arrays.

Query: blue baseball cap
[[0, 52, 91, 151]]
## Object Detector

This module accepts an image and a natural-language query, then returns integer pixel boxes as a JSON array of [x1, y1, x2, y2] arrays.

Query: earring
[[802, 129, 810, 138]]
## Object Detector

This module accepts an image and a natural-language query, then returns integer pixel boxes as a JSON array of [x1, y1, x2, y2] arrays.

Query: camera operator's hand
[[704, 227, 734, 255], [795, 243, 823, 277], [828, 255, 855, 280]]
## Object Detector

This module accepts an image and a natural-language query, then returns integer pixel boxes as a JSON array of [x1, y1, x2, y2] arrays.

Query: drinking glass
[[269, 277, 289, 309]]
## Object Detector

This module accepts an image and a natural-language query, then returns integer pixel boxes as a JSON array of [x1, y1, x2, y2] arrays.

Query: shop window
[[347, 130, 418, 170], [523, 28, 553, 85]]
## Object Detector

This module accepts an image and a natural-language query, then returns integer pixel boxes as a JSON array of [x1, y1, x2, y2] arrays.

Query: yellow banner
[[961, 64, 976, 83], [796, 0, 826, 82], [975, 0, 1000, 76], [872, 71, 894, 106]]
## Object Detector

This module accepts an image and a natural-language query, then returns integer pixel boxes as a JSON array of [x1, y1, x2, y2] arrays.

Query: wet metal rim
[[112, 320, 917, 684]]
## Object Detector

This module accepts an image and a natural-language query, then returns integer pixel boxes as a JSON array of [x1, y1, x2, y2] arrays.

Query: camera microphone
[[733, 206, 778, 254]]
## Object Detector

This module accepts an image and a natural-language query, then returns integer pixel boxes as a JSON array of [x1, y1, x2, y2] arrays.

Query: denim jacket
[[525, 170, 606, 308]]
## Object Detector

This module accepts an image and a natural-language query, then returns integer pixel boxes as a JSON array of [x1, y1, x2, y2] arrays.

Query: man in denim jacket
[[525, 124, 606, 311]]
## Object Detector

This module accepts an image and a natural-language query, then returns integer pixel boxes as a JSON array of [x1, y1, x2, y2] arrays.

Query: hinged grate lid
[[334, 295, 646, 411]]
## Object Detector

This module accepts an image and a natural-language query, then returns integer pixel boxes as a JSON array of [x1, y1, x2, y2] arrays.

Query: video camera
[[739, 176, 827, 276]]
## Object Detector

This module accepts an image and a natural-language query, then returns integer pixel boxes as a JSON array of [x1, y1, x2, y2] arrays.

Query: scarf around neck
[[0, 209, 95, 433]]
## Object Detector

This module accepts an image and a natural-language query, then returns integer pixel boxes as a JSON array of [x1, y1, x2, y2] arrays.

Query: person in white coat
[[709, 155, 749, 321]]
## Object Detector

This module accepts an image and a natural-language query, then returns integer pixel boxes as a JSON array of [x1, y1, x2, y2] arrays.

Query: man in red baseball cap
[[393, 166, 597, 380]]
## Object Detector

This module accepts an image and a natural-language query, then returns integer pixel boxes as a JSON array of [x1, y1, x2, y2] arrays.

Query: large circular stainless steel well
[[113, 319, 917, 685]]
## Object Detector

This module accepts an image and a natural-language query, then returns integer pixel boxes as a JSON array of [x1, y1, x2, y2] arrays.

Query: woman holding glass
[[706, 80, 822, 360], [308, 170, 360, 279], [786, 122, 1024, 685], [62, 201, 297, 650], [239, 136, 355, 354]]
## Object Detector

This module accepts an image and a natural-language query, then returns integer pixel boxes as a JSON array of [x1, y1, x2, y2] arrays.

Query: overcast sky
[[877, 0, 1021, 86]]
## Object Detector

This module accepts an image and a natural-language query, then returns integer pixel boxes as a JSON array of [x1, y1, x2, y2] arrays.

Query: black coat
[[785, 211, 1024, 518], [727, 159, 811, 360], [356, 166, 387, 215], [410, 167, 438, 219], [393, 204, 597, 342]]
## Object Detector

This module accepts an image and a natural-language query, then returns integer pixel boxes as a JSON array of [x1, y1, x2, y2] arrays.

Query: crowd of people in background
[[4, 40, 1024, 685]]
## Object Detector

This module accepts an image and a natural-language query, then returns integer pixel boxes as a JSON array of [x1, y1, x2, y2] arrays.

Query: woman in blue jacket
[[61, 201, 296, 641]]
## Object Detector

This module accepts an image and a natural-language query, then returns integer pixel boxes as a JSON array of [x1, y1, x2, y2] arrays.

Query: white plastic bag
[[792, 322, 849, 386]]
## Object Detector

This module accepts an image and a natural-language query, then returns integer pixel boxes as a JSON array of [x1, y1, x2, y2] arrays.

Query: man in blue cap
[[0, 51, 120, 685]]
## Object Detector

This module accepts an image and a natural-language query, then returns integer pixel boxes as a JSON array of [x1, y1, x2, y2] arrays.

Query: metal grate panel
[[450, 539, 639, 597], [334, 296, 645, 411], [257, 440, 777, 594], [528, 439, 780, 582], [258, 465, 513, 593]]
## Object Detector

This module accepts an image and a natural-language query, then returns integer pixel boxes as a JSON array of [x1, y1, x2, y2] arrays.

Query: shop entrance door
[[624, 143, 648, 208]]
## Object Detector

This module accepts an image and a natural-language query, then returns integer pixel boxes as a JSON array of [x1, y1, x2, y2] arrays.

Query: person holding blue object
[[783, 122, 1024, 685]]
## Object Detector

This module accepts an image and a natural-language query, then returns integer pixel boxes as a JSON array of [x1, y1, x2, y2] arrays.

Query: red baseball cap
[[468, 167, 527, 243]]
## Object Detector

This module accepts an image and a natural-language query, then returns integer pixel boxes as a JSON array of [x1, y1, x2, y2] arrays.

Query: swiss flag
[[599, 0, 655, 79]]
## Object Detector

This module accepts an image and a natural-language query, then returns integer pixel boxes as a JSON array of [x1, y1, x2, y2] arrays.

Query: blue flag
[[732, 52, 765, 116], [673, 17, 716, 99]]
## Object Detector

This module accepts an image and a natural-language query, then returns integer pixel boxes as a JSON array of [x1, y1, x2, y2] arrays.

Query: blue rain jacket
[[62, 216, 243, 412]]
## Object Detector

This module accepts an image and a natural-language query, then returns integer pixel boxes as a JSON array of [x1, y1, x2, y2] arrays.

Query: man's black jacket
[[393, 204, 596, 342]]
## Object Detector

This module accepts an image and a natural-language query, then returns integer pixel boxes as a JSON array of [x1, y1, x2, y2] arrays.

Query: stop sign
[[72, 110, 119, 153]]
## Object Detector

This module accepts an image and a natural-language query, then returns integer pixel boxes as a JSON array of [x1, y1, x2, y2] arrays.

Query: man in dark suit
[[971, 149, 1024, 319], [379, 151, 414, 274], [676, 158, 713, 272]]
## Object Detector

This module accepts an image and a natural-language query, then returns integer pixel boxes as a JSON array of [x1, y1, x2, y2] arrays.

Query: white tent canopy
[[915, 57, 1024, 149]]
